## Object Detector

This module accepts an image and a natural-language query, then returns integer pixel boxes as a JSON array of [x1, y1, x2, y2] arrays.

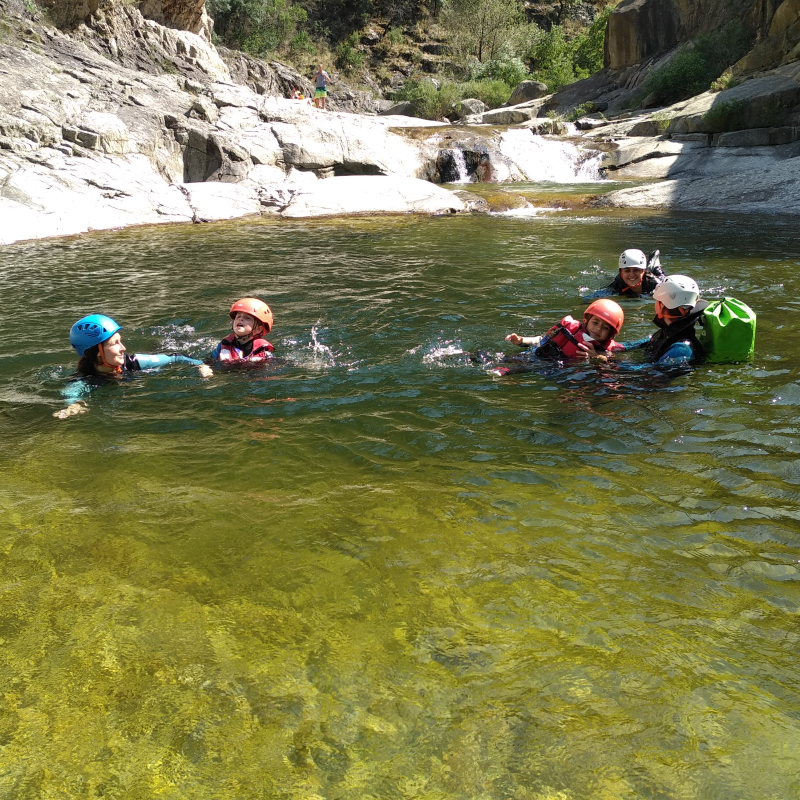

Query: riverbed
[[1, 207, 800, 798]]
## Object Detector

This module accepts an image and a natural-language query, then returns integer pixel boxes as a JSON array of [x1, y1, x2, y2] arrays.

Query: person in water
[[584, 249, 665, 301], [635, 274, 708, 366], [492, 299, 625, 375], [56, 314, 211, 418], [212, 298, 275, 364]]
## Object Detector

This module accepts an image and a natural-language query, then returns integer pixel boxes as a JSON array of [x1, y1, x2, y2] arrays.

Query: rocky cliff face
[[604, 0, 794, 72], [39, 0, 211, 37]]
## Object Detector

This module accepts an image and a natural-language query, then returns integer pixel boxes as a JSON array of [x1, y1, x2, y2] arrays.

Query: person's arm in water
[[55, 352, 212, 418], [505, 333, 541, 347], [133, 353, 214, 377]]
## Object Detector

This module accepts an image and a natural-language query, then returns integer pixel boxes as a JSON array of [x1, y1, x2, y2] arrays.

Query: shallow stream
[[2, 206, 800, 798]]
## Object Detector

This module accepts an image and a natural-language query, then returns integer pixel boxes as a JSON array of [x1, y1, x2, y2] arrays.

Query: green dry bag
[[702, 298, 756, 363]]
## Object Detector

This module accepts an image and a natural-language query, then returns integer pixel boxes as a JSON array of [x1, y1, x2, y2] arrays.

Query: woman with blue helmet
[[56, 314, 211, 418]]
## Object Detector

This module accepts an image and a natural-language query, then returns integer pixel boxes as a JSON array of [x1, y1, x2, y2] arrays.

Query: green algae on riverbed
[[2, 209, 800, 798]]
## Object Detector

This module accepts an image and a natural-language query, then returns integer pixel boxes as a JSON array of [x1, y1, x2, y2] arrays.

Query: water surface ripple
[[1, 211, 800, 798]]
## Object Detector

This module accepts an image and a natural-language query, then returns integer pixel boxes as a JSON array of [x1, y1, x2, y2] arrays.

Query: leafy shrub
[[335, 31, 365, 73], [469, 54, 528, 87], [572, 7, 612, 77], [289, 30, 315, 54], [386, 27, 405, 45], [392, 77, 511, 119], [459, 79, 513, 109], [393, 78, 459, 119], [526, 25, 578, 91], [209, 0, 307, 56], [701, 98, 747, 130], [638, 21, 752, 106], [710, 68, 739, 93], [566, 101, 594, 122]]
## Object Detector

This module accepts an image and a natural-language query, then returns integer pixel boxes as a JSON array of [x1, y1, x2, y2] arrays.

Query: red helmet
[[584, 299, 624, 335], [230, 297, 273, 333]]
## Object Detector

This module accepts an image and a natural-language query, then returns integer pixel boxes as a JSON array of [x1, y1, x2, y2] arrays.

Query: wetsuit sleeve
[[211, 342, 222, 360], [618, 336, 652, 350], [60, 379, 93, 404], [654, 341, 695, 367], [132, 353, 203, 369]]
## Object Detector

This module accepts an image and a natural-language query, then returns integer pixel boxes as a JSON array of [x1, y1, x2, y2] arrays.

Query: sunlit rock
[[281, 176, 465, 218]]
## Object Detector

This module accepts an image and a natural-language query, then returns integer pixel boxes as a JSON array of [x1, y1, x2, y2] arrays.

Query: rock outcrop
[[0, 15, 476, 245]]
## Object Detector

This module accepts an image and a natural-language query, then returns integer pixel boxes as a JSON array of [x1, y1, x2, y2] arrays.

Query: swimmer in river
[[488, 299, 626, 376], [583, 249, 665, 301], [628, 275, 709, 367], [211, 298, 276, 364], [55, 314, 211, 418]]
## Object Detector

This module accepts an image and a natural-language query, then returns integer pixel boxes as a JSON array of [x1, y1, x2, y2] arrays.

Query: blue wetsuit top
[[61, 353, 203, 404]]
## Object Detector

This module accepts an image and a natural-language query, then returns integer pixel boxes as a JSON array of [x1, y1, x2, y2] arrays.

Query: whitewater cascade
[[450, 149, 470, 183], [499, 129, 603, 183]]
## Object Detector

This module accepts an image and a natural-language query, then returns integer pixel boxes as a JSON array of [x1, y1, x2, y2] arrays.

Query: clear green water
[[2, 209, 800, 799]]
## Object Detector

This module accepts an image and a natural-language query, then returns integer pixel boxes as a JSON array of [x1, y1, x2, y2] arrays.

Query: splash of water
[[309, 323, 337, 367], [499, 129, 603, 183]]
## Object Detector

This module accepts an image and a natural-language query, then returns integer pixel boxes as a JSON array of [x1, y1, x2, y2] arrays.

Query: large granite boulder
[[507, 81, 549, 105]]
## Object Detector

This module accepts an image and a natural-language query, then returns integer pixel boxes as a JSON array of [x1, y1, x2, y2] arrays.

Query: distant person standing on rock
[[314, 64, 330, 110]]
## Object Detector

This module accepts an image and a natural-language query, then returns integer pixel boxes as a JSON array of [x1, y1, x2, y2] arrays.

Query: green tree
[[444, 0, 525, 62], [209, 0, 307, 55]]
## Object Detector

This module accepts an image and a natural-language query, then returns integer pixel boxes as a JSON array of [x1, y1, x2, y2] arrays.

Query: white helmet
[[619, 249, 647, 270], [653, 275, 700, 309]]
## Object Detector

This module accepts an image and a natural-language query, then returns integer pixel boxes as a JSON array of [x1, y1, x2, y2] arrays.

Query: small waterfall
[[450, 148, 470, 183], [499, 129, 603, 183]]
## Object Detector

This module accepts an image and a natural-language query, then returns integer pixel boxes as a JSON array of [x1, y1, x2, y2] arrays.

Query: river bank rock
[[280, 175, 466, 218], [597, 151, 800, 213]]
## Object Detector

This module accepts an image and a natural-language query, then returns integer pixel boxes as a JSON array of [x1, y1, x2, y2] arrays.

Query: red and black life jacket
[[216, 333, 275, 363], [535, 316, 623, 359]]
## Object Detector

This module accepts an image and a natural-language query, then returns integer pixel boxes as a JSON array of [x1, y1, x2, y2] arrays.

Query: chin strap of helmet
[[97, 342, 123, 374]]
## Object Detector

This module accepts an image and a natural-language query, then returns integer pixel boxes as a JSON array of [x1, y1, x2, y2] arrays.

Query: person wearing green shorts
[[314, 64, 330, 110]]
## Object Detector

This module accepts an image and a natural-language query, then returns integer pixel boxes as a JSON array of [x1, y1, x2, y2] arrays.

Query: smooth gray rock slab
[[599, 154, 800, 214], [180, 181, 262, 221], [281, 175, 465, 218]]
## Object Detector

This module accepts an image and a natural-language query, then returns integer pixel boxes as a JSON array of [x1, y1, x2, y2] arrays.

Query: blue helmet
[[69, 314, 122, 356]]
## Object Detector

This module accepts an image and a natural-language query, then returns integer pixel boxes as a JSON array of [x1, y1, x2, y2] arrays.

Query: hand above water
[[505, 333, 525, 346], [576, 341, 608, 362]]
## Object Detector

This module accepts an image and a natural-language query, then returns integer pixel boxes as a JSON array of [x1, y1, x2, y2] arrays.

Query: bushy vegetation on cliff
[[206, 0, 614, 110], [636, 21, 752, 106]]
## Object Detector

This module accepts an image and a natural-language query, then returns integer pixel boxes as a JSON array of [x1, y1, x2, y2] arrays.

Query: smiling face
[[584, 314, 614, 342], [233, 311, 259, 339], [620, 266, 645, 288], [97, 332, 126, 370]]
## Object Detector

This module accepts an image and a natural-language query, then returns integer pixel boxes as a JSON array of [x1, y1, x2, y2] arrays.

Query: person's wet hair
[[76, 344, 101, 376]]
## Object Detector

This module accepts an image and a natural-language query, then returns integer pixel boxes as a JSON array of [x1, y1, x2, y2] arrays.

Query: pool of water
[[2, 207, 800, 798]]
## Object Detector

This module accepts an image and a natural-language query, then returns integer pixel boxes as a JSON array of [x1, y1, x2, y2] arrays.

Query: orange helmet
[[230, 297, 273, 333], [584, 299, 624, 335]]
